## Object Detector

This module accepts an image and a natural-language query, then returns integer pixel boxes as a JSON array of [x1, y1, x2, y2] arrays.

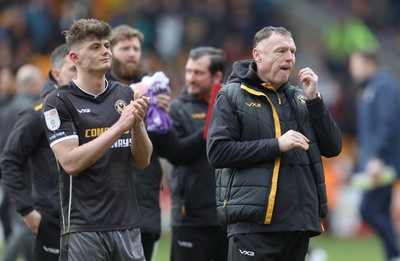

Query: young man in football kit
[[42, 18, 152, 261]]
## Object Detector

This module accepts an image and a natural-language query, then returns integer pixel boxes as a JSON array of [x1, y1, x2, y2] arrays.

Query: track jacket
[[356, 69, 400, 175], [207, 60, 342, 236], [0, 72, 60, 225], [168, 88, 220, 227]]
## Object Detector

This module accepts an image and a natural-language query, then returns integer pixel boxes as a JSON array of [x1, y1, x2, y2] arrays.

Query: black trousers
[[0, 193, 12, 240], [171, 226, 228, 261], [228, 231, 310, 261], [34, 216, 60, 261], [141, 231, 160, 261]]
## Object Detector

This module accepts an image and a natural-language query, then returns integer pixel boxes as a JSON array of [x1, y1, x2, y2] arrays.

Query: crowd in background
[[2, 0, 400, 132]]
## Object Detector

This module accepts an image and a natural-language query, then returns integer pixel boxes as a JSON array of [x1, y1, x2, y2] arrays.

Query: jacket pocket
[[217, 166, 275, 228], [216, 168, 235, 229]]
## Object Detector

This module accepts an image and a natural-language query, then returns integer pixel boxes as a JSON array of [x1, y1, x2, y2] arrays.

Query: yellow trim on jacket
[[240, 84, 282, 224]]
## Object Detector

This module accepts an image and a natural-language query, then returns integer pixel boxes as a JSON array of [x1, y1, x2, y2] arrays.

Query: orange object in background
[[322, 134, 357, 234], [324, 158, 343, 211]]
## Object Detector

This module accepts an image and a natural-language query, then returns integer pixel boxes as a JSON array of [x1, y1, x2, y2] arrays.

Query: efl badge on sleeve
[[44, 108, 61, 131]]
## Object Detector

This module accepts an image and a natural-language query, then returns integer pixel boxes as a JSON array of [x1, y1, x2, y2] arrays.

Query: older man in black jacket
[[207, 26, 342, 261]]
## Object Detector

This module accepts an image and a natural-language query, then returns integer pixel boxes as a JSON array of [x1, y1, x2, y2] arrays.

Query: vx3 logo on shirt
[[77, 108, 91, 113], [245, 102, 261, 107], [239, 249, 255, 256], [43, 245, 60, 254]]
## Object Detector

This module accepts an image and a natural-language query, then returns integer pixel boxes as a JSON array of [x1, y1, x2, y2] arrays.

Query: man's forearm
[[131, 122, 153, 169]]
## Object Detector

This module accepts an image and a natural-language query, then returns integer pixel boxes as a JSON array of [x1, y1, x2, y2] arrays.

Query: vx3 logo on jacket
[[245, 102, 261, 107]]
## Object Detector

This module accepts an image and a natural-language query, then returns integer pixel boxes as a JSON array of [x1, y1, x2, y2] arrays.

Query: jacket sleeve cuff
[[19, 207, 35, 217], [306, 93, 325, 113], [305, 92, 322, 104], [269, 138, 281, 158]]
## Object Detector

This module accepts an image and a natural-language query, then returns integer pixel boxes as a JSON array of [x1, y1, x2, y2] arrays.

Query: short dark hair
[[352, 50, 379, 65], [253, 26, 292, 48], [50, 44, 69, 69], [189, 46, 226, 76], [110, 25, 144, 49], [63, 18, 112, 51]]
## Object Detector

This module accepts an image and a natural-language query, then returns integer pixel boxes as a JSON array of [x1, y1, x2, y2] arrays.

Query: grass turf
[[0, 233, 387, 261]]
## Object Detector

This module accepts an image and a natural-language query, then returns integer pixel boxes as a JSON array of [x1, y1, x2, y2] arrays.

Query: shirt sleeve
[[306, 95, 342, 158], [167, 101, 206, 164], [369, 82, 399, 159], [42, 91, 78, 147]]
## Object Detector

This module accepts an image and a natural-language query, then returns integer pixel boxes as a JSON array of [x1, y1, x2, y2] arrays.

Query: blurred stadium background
[[2, 0, 400, 260]]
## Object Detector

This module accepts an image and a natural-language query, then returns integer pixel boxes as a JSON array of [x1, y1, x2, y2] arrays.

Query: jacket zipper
[[240, 84, 282, 224], [223, 169, 236, 208], [291, 96, 306, 230]]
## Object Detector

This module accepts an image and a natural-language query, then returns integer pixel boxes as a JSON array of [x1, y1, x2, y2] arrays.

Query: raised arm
[[51, 95, 152, 176]]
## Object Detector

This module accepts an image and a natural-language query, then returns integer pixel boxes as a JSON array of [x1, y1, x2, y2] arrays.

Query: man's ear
[[253, 48, 261, 63], [69, 51, 80, 64], [213, 71, 223, 83], [51, 69, 60, 83]]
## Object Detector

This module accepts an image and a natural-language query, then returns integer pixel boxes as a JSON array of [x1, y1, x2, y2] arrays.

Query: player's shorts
[[59, 228, 145, 261]]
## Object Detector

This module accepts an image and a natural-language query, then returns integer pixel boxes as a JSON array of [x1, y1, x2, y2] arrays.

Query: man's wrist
[[306, 92, 322, 103], [133, 122, 145, 130]]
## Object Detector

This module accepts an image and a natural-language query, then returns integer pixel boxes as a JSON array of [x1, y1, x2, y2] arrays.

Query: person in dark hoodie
[[206, 26, 342, 261], [0, 43, 76, 261], [168, 46, 228, 261]]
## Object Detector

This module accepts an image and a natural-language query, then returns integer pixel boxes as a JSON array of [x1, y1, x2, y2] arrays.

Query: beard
[[111, 58, 144, 83]]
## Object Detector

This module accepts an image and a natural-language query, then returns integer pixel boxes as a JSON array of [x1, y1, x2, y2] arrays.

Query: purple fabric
[[141, 72, 173, 134], [145, 88, 173, 134]]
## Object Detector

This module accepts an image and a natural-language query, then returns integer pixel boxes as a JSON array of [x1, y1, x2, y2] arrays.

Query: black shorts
[[171, 226, 228, 261], [228, 231, 310, 261]]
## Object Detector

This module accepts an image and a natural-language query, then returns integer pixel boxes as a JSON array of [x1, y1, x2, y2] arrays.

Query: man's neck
[[75, 71, 106, 95], [193, 93, 210, 103]]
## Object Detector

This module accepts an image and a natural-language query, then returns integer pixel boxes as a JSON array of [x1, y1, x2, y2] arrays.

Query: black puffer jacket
[[207, 60, 342, 236]]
